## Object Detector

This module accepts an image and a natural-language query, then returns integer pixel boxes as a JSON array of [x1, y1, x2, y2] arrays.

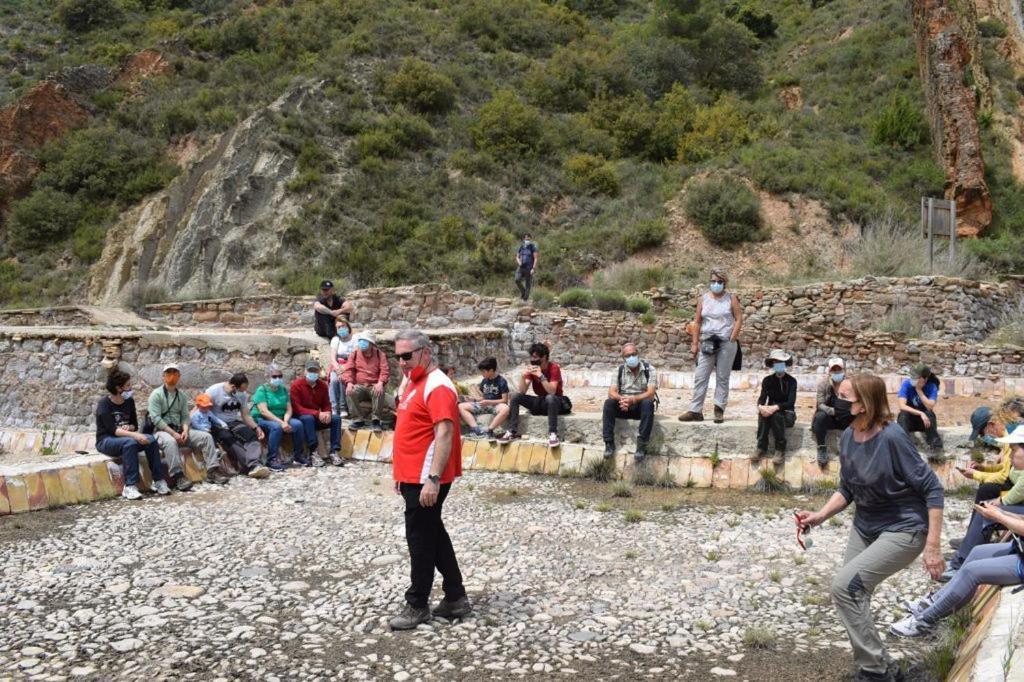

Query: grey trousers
[[688, 340, 737, 413], [831, 527, 925, 675], [922, 542, 1020, 623], [346, 384, 392, 422], [154, 430, 216, 476]]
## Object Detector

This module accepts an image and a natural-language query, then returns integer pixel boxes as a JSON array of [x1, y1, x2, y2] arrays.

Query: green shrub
[[384, 58, 456, 115], [531, 287, 556, 309], [353, 112, 434, 161], [640, 310, 657, 325], [56, 0, 121, 32], [677, 95, 752, 163], [852, 211, 986, 278], [727, 4, 777, 39], [871, 94, 929, 150], [592, 263, 674, 292], [455, 0, 587, 55], [471, 90, 547, 160], [622, 218, 668, 254], [8, 189, 81, 248], [978, 18, 1008, 38], [593, 289, 628, 311], [559, 288, 593, 308], [72, 223, 107, 263], [684, 176, 765, 248], [526, 36, 633, 112], [564, 153, 619, 196], [626, 297, 652, 314]]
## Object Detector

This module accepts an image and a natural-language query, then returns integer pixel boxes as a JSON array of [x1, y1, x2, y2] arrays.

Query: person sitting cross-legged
[[755, 349, 798, 466], [458, 357, 510, 440], [95, 369, 170, 500], [251, 363, 305, 471], [291, 359, 343, 466], [602, 343, 657, 462], [498, 342, 572, 448], [342, 331, 391, 431]]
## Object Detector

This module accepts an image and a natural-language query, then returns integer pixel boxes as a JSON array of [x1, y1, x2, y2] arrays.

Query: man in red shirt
[[498, 342, 572, 447], [290, 359, 342, 466], [389, 329, 470, 630]]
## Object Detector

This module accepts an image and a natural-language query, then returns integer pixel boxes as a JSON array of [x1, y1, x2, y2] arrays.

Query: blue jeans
[[923, 542, 1021, 623], [97, 435, 162, 487], [297, 413, 341, 453], [951, 503, 1024, 568], [257, 418, 304, 461]]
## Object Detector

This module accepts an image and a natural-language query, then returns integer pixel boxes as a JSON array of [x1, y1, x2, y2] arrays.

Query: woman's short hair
[[106, 369, 131, 394], [710, 267, 729, 283], [997, 397, 1024, 426], [850, 374, 891, 431]]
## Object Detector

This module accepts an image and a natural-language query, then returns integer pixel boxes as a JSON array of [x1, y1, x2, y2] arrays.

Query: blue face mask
[[270, 377, 283, 388], [1008, 421, 1021, 434], [625, 355, 640, 368], [305, 372, 319, 382], [982, 435, 999, 446], [709, 282, 725, 294], [773, 362, 787, 374], [338, 329, 350, 339], [831, 372, 845, 383], [120, 389, 134, 399], [358, 340, 370, 352]]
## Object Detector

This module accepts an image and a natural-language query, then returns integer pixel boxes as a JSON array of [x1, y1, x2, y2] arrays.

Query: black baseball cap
[[969, 406, 993, 442], [320, 280, 334, 290]]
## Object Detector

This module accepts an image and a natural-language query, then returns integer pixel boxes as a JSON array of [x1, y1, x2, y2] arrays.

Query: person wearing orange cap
[[189, 392, 230, 484]]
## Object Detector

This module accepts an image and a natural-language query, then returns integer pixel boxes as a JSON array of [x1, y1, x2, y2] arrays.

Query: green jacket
[[147, 386, 191, 431]]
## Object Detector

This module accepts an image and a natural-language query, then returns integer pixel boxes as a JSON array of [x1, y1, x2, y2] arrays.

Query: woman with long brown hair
[[796, 374, 945, 682]]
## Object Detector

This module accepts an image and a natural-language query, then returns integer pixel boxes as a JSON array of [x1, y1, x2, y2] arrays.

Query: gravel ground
[[0, 464, 971, 681]]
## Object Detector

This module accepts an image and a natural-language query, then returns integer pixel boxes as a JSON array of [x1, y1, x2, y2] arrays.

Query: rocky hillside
[[1, 0, 1022, 308]]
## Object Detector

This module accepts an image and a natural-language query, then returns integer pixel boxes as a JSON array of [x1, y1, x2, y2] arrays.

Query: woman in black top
[[755, 349, 798, 464], [95, 369, 168, 500]]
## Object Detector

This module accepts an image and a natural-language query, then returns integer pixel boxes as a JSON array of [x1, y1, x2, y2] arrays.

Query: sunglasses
[[270, 374, 283, 379], [395, 347, 424, 361]]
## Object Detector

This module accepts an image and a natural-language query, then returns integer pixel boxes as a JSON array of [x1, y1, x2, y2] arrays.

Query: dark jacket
[[757, 373, 797, 412]]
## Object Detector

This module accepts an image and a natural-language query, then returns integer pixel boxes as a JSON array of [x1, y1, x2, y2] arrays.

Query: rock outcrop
[[88, 81, 329, 305], [912, 0, 993, 236]]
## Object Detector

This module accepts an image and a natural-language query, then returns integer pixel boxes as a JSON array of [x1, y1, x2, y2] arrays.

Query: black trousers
[[602, 398, 655, 444], [975, 479, 1013, 503], [897, 409, 942, 447], [508, 393, 572, 434], [811, 410, 853, 447], [756, 410, 795, 452], [400, 482, 465, 609]]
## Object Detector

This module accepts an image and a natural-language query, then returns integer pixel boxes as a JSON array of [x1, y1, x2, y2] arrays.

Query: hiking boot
[[174, 476, 193, 492], [889, 614, 934, 638], [853, 668, 897, 682], [713, 405, 725, 424], [291, 455, 309, 468], [247, 465, 271, 480], [751, 449, 766, 461], [267, 457, 286, 472], [548, 432, 560, 448], [603, 442, 615, 459], [816, 445, 829, 468], [772, 450, 786, 466], [636, 441, 648, 460], [432, 595, 472, 620], [122, 484, 142, 501], [153, 480, 172, 495], [677, 411, 703, 422], [206, 466, 229, 485], [349, 420, 366, 430], [389, 604, 431, 631], [311, 454, 326, 468], [371, 420, 383, 432]]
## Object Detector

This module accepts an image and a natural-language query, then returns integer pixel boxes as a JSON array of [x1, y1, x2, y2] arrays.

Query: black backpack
[[617, 362, 660, 411]]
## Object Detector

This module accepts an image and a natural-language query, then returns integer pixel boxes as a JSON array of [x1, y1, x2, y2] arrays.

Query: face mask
[[358, 340, 370, 353], [524, 239, 532, 246], [1008, 421, 1021, 434], [831, 372, 845, 383], [305, 372, 319, 382], [773, 362, 787, 374], [165, 376, 180, 388], [409, 366, 427, 383], [338, 329, 350, 339], [270, 378, 283, 388], [982, 435, 998, 446], [834, 398, 853, 415], [120, 390, 134, 399], [625, 355, 640, 368], [709, 282, 725, 294]]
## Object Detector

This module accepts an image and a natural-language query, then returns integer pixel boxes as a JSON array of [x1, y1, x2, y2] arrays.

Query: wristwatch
[[427, 474, 440, 484]]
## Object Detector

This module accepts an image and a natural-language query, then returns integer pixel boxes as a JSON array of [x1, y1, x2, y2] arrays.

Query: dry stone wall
[[141, 296, 312, 328]]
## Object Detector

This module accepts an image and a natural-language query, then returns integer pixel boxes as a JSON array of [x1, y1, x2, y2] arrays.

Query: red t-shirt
[[528, 362, 563, 397], [392, 368, 462, 484]]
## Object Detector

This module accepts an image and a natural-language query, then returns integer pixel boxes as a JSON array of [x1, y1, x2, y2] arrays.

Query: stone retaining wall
[[0, 306, 96, 328], [141, 296, 312, 328]]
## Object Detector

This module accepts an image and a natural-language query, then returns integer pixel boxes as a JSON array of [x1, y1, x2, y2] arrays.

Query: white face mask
[[120, 390, 134, 399]]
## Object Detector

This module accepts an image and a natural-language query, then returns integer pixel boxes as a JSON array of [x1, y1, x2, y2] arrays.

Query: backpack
[[617, 362, 659, 411]]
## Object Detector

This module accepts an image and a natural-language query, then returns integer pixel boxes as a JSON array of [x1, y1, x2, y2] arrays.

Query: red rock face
[[912, 0, 993, 237]]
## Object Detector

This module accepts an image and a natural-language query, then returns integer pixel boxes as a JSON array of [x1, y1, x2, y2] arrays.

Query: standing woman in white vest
[[678, 267, 743, 424]]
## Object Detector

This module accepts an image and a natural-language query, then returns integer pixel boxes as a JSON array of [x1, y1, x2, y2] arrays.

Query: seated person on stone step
[[940, 430, 1024, 583], [147, 363, 213, 493], [811, 357, 854, 468], [251, 363, 305, 471], [499, 342, 572, 448], [602, 343, 657, 463], [459, 356, 511, 440], [958, 400, 1024, 507], [291, 359, 343, 467], [754, 349, 797, 466], [95, 369, 170, 501], [313, 279, 353, 342], [188, 393, 231, 485], [342, 331, 391, 431], [206, 373, 271, 480], [328, 320, 357, 418], [897, 364, 943, 451]]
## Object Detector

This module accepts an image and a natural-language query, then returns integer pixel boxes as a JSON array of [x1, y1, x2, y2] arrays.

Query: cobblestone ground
[[0, 465, 970, 681]]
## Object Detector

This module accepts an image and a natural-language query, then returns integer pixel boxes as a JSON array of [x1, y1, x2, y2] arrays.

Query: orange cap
[[195, 393, 213, 408]]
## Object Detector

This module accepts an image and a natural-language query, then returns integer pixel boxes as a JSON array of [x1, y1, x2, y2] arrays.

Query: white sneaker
[[901, 593, 934, 618], [248, 465, 270, 479], [889, 613, 934, 638], [122, 485, 142, 501], [548, 432, 560, 447], [152, 480, 171, 496]]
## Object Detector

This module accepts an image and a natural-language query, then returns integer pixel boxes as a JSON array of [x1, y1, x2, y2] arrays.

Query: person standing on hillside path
[[514, 233, 538, 301], [313, 280, 354, 341], [678, 267, 743, 424], [388, 329, 470, 630]]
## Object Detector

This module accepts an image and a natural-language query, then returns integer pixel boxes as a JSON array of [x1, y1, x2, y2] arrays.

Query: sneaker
[[389, 604, 431, 631], [889, 613, 934, 638], [772, 451, 786, 466], [152, 479, 172, 495], [949, 536, 963, 551], [603, 442, 615, 459], [247, 465, 271, 479], [751, 449, 766, 461], [174, 476, 193, 492], [329, 451, 345, 467], [432, 595, 472, 619], [486, 429, 498, 442], [311, 454, 326, 468], [371, 420, 383, 432], [339, 408, 349, 418], [636, 441, 648, 460], [816, 445, 829, 468], [267, 458, 286, 472], [677, 411, 703, 422], [471, 426, 487, 438], [713, 405, 725, 424], [206, 466, 229, 485], [122, 484, 142, 501], [497, 432, 518, 444], [937, 567, 957, 583], [548, 432, 560, 448], [901, 593, 934, 618], [291, 455, 309, 468], [852, 668, 897, 682], [349, 420, 366, 430]]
